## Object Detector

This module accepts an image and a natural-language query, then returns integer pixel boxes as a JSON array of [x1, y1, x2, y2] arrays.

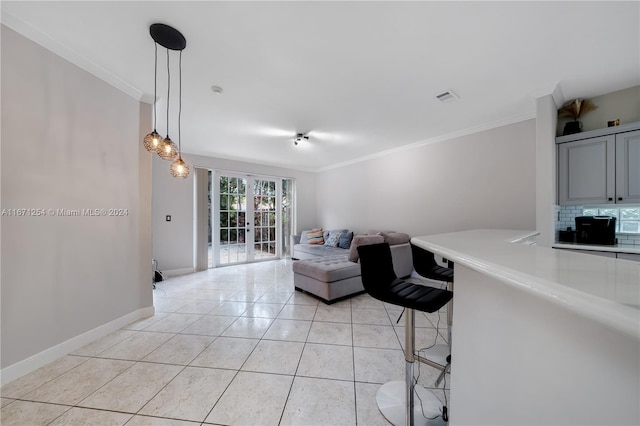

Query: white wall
[[0, 26, 152, 374], [316, 120, 536, 236], [152, 153, 317, 272], [536, 94, 559, 247]]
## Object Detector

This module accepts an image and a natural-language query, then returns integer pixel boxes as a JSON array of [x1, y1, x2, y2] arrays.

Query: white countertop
[[552, 242, 640, 254], [411, 229, 640, 338]]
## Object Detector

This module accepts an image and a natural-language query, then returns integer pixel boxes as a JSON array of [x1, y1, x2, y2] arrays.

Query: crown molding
[[317, 112, 536, 173], [1, 12, 145, 102]]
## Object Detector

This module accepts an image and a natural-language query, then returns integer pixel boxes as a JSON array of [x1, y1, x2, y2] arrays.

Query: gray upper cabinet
[[615, 130, 640, 204], [557, 124, 640, 205]]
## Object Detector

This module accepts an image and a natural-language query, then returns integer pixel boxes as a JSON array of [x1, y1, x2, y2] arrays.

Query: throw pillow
[[381, 232, 410, 245], [338, 231, 354, 249], [348, 234, 385, 262], [324, 230, 342, 247], [306, 228, 324, 245]]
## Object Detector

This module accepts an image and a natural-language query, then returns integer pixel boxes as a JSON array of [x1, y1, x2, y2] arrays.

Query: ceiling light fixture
[[294, 133, 309, 146], [145, 23, 190, 178]]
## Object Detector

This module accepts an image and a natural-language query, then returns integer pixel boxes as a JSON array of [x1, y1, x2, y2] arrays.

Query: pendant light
[[146, 23, 188, 171], [170, 50, 190, 178], [156, 47, 178, 161], [143, 43, 161, 152]]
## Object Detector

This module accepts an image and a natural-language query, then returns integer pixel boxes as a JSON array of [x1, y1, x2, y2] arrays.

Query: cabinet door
[[615, 130, 640, 204], [558, 136, 615, 205]]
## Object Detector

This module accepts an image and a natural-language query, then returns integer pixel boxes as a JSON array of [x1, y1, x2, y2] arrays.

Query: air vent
[[436, 90, 459, 103]]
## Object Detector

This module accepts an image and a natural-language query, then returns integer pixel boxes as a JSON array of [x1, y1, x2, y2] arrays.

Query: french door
[[212, 172, 282, 266]]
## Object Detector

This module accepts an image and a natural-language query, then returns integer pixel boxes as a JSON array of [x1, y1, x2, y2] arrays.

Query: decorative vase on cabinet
[[563, 120, 582, 136]]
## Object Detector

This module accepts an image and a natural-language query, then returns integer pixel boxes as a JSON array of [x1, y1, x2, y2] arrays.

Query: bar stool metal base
[[376, 381, 445, 426]]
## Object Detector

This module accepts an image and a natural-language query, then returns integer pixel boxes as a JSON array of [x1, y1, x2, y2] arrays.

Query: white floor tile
[[139, 366, 235, 422], [204, 371, 293, 425], [23, 358, 134, 405], [241, 340, 304, 375], [352, 324, 401, 349], [142, 334, 215, 365], [297, 343, 354, 381], [241, 302, 285, 318], [353, 347, 404, 384], [280, 376, 356, 425], [0, 400, 69, 426], [355, 382, 390, 426], [143, 313, 204, 333], [0, 355, 87, 399], [307, 321, 352, 346], [180, 315, 236, 336], [314, 305, 352, 323], [48, 407, 132, 425], [190, 336, 259, 370], [97, 331, 174, 361], [277, 304, 317, 320], [262, 319, 311, 342], [126, 415, 200, 425], [78, 362, 182, 413], [221, 317, 273, 339]]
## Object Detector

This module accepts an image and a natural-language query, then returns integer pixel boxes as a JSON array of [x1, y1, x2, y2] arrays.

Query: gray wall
[[1, 26, 152, 370], [152, 153, 317, 272], [316, 120, 537, 236]]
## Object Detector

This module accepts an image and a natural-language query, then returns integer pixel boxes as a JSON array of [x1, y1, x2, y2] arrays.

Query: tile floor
[[1, 259, 450, 425]]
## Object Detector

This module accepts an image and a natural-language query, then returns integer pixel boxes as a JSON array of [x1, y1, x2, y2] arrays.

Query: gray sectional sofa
[[291, 228, 413, 303]]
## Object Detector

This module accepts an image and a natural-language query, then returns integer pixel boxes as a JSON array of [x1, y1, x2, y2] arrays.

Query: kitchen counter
[[413, 229, 639, 335], [411, 229, 639, 425], [552, 241, 640, 254]]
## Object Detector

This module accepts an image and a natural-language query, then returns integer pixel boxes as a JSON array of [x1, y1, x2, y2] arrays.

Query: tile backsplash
[[556, 205, 640, 246]]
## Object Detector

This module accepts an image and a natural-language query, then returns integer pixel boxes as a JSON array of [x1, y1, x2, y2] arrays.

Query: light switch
[[166, 215, 171, 222]]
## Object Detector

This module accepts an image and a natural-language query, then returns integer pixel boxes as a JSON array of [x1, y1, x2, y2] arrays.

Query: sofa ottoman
[[293, 255, 364, 303]]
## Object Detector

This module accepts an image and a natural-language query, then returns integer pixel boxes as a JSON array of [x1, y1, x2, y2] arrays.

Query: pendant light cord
[[153, 43, 157, 130], [178, 50, 182, 153], [166, 48, 170, 138]]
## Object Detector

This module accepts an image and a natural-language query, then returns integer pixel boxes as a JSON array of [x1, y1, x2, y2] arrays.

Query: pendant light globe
[[143, 130, 162, 152], [157, 136, 178, 160], [170, 154, 190, 178]]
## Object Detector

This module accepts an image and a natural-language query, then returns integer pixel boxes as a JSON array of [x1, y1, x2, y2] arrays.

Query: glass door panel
[[212, 173, 291, 266], [253, 178, 278, 260], [218, 175, 248, 265]]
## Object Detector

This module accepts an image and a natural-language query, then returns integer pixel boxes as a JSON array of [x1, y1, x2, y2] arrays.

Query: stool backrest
[[411, 243, 438, 276], [357, 243, 397, 297]]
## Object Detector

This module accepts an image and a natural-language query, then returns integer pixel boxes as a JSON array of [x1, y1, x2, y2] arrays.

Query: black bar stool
[[358, 243, 453, 426], [410, 243, 454, 387]]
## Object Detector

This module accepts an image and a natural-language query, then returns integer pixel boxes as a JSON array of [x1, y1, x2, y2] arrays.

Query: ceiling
[[2, 1, 639, 172]]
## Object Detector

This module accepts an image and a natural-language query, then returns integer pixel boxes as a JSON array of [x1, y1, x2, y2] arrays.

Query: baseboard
[[0, 306, 155, 386], [162, 267, 195, 277]]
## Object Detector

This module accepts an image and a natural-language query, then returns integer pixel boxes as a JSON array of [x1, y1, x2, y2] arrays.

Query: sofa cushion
[[306, 228, 324, 245], [324, 230, 342, 247], [381, 232, 411, 245], [300, 228, 320, 244], [348, 234, 385, 262], [295, 244, 347, 258], [368, 229, 395, 236], [293, 255, 361, 282], [338, 231, 354, 249]]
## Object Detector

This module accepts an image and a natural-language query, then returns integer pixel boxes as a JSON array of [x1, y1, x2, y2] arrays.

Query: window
[[583, 207, 640, 234]]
